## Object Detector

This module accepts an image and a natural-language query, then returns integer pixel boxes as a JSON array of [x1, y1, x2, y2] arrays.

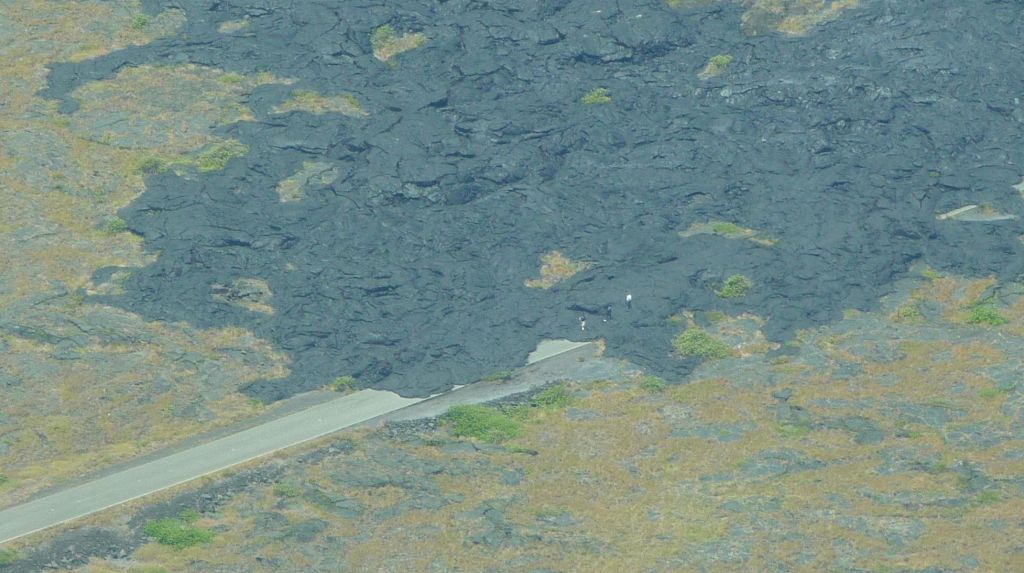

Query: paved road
[[0, 390, 420, 545], [0, 340, 603, 545]]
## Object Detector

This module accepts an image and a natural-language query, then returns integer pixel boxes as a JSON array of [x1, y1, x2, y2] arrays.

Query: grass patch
[[699, 53, 733, 79], [715, 274, 752, 298], [195, 140, 249, 172], [673, 328, 733, 360], [371, 25, 427, 62], [0, 549, 17, 565], [638, 375, 667, 393], [532, 384, 573, 409], [966, 305, 1008, 326], [777, 422, 812, 438], [445, 404, 522, 443], [524, 250, 594, 289], [130, 14, 150, 30], [143, 510, 213, 549], [581, 87, 612, 105]]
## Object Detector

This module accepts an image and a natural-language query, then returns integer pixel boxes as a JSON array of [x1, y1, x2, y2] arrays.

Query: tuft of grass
[[638, 375, 667, 393], [480, 370, 513, 383], [0, 548, 16, 565], [445, 404, 522, 443], [777, 422, 812, 438], [581, 87, 612, 105], [699, 53, 733, 79], [673, 328, 733, 360], [195, 140, 249, 172], [716, 274, 752, 299], [143, 510, 213, 549], [524, 250, 593, 289], [711, 222, 742, 235], [966, 305, 1008, 326], [891, 302, 924, 324], [330, 375, 357, 393]]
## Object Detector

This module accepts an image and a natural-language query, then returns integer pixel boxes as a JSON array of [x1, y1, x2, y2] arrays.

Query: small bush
[[532, 384, 573, 409], [716, 274, 752, 298], [966, 305, 1008, 326], [143, 511, 213, 549], [0, 549, 17, 565], [330, 375, 357, 392], [135, 156, 169, 174], [445, 405, 521, 443], [581, 87, 612, 105], [673, 328, 733, 360], [0, 473, 9, 486], [699, 53, 733, 79]]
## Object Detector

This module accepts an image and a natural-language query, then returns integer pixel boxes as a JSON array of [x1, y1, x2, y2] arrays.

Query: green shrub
[[581, 87, 611, 105], [143, 511, 213, 549], [104, 217, 129, 234], [966, 305, 1008, 326], [673, 328, 733, 360], [195, 140, 249, 172], [532, 384, 573, 409], [709, 54, 733, 68], [0, 473, 8, 486], [330, 375, 357, 392], [135, 156, 169, 174], [0, 549, 17, 565], [716, 274, 752, 298], [445, 405, 521, 443]]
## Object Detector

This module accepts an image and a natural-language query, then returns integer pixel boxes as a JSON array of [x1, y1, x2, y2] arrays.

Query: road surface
[[0, 340, 602, 545]]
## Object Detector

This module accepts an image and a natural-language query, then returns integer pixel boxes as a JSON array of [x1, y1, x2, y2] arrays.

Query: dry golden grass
[[524, 250, 594, 289], [273, 90, 368, 117]]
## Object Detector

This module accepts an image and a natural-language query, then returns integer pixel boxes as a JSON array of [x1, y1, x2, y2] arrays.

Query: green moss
[[195, 140, 249, 172], [673, 328, 733, 360], [966, 305, 1008, 326], [445, 404, 522, 443], [143, 511, 213, 549], [0, 548, 16, 565], [581, 87, 611, 105], [716, 274, 752, 298]]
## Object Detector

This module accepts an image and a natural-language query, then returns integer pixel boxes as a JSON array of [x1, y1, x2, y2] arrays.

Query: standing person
[[625, 293, 632, 310], [604, 304, 613, 322], [579, 315, 587, 331]]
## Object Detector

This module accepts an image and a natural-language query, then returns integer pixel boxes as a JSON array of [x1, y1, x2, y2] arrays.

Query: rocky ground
[[2, 271, 1023, 572]]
